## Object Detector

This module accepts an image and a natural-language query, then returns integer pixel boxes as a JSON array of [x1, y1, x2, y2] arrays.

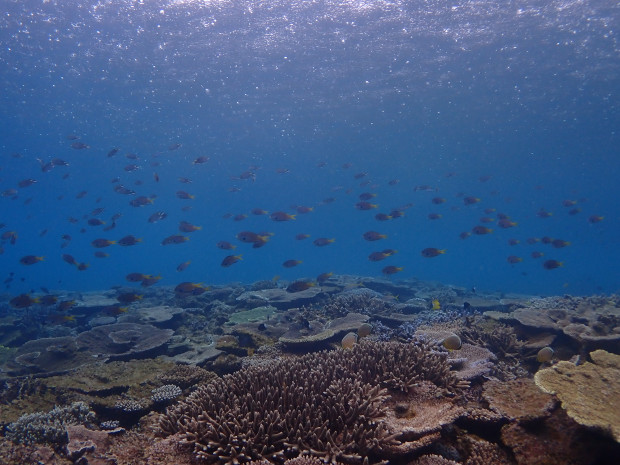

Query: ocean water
[[0, 0, 618, 298]]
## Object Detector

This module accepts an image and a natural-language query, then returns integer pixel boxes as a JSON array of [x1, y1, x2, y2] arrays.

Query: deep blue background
[[0, 0, 618, 296]]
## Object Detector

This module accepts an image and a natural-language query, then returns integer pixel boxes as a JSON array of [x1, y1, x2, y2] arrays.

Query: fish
[[71, 142, 90, 149], [107, 148, 120, 157], [317, 272, 333, 283], [363, 231, 387, 241], [374, 213, 392, 221], [355, 201, 378, 210], [479, 217, 495, 223], [114, 185, 136, 195], [169, 143, 182, 151], [2, 189, 18, 197], [251, 208, 269, 216], [551, 239, 571, 248], [536, 209, 553, 218], [382, 266, 403, 275], [286, 280, 315, 293], [295, 206, 313, 214], [313, 238, 335, 247], [9, 293, 40, 308], [236, 231, 270, 245], [116, 292, 143, 304], [270, 211, 296, 221], [39, 295, 58, 306], [341, 332, 358, 349], [233, 214, 248, 221], [497, 219, 517, 228], [421, 248, 445, 258], [283, 259, 302, 268], [174, 282, 209, 296], [2, 231, 18, 244], [463, 196, 481, 205], [87, 218, 106, 226], [94, 251, 109, 258], [148, 211, 168, 223], [176, 190, 195, 199], [359, 192, 377, 201], [217, 241, 237, 250], [124, 164, 140, 172], [432, 299, 441, 310], [179, 221, 202, 233], [18, 179, 37, 188], [193, 156, 209, 164], [47, 314, 76, 324], [20, 255, 44, 265], [176, 260, 191, 272], [588, 215, 604, 223], [368, 251, 390, 262], [472, 226, 493, 235], [101, 305, 128, 316], [221, 254, 243, 267], [543, 259, 563, 270], [162, 235, 189, 245], [178, 177, 192, 184], [129, 196, 154, 207], [141, 275, 162, 287], [77, 262, 90, 271], [126, 272, 149, 282], [432, 197, 446, 204], [428, 213, 442, 220], [506, 255, 523, 264], [118, 235, 142, 246], [389, 209, 405, 219], [537, 347, 554, 363], [442, 334, 462, 350], [58, 300, 77, 311], [295, 234, 311, 240], [531, 251, 544, 258]]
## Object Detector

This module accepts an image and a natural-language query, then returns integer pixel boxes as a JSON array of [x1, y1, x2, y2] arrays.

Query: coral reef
[[159, 339, 462, 464], [157, 364, 217, 389], [534, 349, 620, 441], [151, 384, 182, 403], [5, 401, 96, 447], [486, 295, 620, 352], [483, 378, 555, 421]]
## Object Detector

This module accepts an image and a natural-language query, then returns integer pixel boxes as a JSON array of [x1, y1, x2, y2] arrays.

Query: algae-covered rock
[[534, 349, 620, 441]]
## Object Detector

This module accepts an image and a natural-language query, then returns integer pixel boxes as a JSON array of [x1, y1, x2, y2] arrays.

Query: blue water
[[0, 0, 618, 297]]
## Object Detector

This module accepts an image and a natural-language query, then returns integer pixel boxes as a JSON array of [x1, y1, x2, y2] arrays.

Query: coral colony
[[0, 279, 619, 464]]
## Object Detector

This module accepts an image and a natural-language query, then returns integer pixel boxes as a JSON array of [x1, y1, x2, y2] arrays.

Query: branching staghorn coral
[[159, 340, 461, 465]]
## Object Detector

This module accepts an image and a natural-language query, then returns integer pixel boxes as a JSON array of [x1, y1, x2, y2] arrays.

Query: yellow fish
[[432, 299, 441, 311]]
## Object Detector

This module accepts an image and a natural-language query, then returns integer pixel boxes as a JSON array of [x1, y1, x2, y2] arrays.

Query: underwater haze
[[0, 0, 618, 297]]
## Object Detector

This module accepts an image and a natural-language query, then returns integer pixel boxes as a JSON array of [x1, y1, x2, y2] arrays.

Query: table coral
[[534, 349, 620, 441]]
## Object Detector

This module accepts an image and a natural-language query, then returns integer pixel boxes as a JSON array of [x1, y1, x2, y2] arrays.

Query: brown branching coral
[[157, 364, 218, 389], [460, 317, 524, 360], [316, 291, 394, 319], [159, 340, 461, 465]]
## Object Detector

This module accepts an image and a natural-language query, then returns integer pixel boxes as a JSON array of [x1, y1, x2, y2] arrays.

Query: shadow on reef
[[0, 275, 619, 464]]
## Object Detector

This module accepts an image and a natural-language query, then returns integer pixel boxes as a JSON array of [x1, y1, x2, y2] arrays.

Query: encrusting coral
[[159, 339, 462, 464], [534, 349, 620, 441]]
